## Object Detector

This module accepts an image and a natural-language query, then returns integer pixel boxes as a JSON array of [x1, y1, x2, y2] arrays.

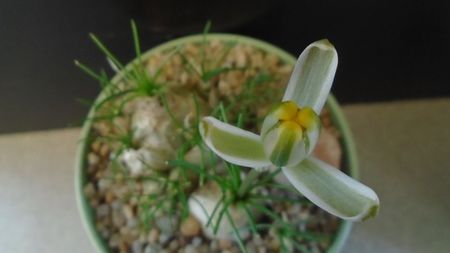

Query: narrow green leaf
[[74, 60, 110, 87], [130, 20, 141, 58], [89, 33, 125, 70], [225, 210, 248, 253]]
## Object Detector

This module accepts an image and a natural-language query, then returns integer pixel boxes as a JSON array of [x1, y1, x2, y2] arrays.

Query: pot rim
[[75, 33, 357, 253]]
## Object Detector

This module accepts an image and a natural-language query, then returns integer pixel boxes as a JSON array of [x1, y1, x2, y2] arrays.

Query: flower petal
[[199, 116, 271, 168], [282, 157, 379, 221], [261, 120, 307, 167], [282, 39, 338, 113]]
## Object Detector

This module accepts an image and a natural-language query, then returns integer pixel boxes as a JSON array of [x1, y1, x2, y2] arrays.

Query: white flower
[[199, 39, 379, 221]]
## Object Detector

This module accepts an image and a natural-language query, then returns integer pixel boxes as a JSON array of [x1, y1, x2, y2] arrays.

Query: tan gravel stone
[[180, 215, 201, 237]]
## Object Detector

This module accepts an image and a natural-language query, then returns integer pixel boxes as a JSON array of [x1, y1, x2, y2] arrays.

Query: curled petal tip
[[312, 39, 335, 50]]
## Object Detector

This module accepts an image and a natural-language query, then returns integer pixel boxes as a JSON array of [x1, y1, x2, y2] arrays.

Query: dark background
[[1, 0, 449, 134]]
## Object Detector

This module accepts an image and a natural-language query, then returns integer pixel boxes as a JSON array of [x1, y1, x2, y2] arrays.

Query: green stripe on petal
[[303, 111, 321, 156], [282, 39, 338, 114], [262, 121, 307, 167], [269, 122, 301, 166], [199, 116, 271, 168], [282, 157, 379, 221]]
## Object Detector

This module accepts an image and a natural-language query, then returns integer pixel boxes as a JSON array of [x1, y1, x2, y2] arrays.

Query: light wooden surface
[[1, 99, 449, 253]]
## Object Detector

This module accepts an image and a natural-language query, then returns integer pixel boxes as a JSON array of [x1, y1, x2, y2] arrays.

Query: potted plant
[[75, 22, 379, 253]]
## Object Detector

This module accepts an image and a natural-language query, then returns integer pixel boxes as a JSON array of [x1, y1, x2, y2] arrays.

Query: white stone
[[120, 148, 170, 174], [131, 97, 179, 152], [131, 240, 142, 253], [144, 244, 161, 253], [142, 180, 162, 195], [184, 245, 196, 253], [188, 182, 250, 241], [156, 215, 178, 236], [191, 236, 202, 247], [184, 146, 203, 165]]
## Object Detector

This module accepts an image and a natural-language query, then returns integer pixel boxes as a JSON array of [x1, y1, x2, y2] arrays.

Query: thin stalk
[[205, 194, 226, 228], [200, 20, 212, 74], [225, 209, 248, 253], [74, 60, 110, 87], [213, 200, 232, 235], [130, 20, 141, 58], [241, 202, 258, 235], [237, 169, 261, 198], [89, 33, 125, 70]]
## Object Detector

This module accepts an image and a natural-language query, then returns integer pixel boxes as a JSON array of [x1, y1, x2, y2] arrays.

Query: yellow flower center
[[274, 101, 318, 133]]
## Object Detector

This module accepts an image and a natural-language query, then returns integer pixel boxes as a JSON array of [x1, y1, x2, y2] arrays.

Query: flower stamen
[[274, 101, 319, 134]]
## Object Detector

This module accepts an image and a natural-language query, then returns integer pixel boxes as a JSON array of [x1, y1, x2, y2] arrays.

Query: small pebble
[[126, 217, 138, 228], [97, 178, 111, 192], [178, 236, 188, 247], [191, 236, 202, 247], [112, 185, 129, 199], [96, 204, 110, 218], [108, 233, 120, 248], [118, 241, 127, 253], [88, 152, 99, 166], [253, 235, 263, 246], [111, 199, 122, 210], [89, 198, 99, 208], [289, 204, 301, 215], [267, 237, 280, 251], [299, 210, 310, 221], [139, 232, 147, 243], [122, 204, 134, 220], [131, 240, 142, 253], [169, 240, 179, 251], [180, 215, 201, 237], [210, 240, 219, 250], [258, 246, 267, 253], [148, 228, 159, 244], [198, 245, 210, 253], [91, 141, 101, 152], [144, 244, 161, 253], [156, 216, 178, 236], [119, 226, 130, 236], [219, 239, 232, 250], [99, 144, 110, 157], [100, 227, 110, 238], [105, 190, 115, 203], [83, 183, 96, 198], [158, 233, 171, 245], [112, 211, 125, 227], [184, 245, 196, 253], [245, 241, 257, 253]]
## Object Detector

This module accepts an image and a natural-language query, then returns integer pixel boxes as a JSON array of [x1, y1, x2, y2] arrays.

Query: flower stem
[[237, 169, 261, 199]]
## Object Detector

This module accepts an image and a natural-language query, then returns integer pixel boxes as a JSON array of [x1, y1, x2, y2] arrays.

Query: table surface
[[1, 98, 449, 253]]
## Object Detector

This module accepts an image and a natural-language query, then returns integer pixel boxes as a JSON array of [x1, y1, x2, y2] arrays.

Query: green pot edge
[[74, 33, 357, 253]]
